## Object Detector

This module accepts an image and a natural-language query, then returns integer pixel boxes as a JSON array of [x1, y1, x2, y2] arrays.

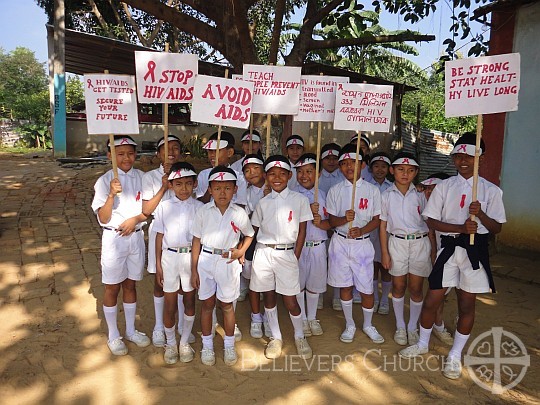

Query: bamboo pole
[[349, 130, 363, 230], [162, 43, 170, 171], [248, 113, 254, 154], [470, 114, 483, 244], [104, 69, 118, 180], [214, 68, 229, 166]]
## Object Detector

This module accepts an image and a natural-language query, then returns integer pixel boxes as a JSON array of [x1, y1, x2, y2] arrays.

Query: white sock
[[448, 331, 470, 360], [392, 296, 406, 329], [123, 302, 136, 337], [433, 321, 445, 332], [177, 295, 184, 333], [341, 299, 355, 328], [290, 312, 304, 339], [164, 326, 176, 346], [224, 334, 235, 349], [333, 287, 340, 299], [362, 306, 374, 329], [180, 315, 195, 345], [373, 280, 379, 301], [251, 312, 263, 323], [202, 334, 214, 351], [265, 306, 282, 340], [408, 299, 423, 332], [381, 281, 392, 305], [296, 292, 307, 320], [233, 299, 237, 312], [212, 307, 217, 326], [418, 325, 432, 349], [306, 291, 319, 321], [153, 296, 165, 331], [103, 305, 120, 341]]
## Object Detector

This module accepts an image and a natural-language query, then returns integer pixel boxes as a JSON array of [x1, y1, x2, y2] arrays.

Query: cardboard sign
[[445, 53, 520, 117], [294, 75, 350, 122], [135, 51, 198, 103], [242, 64, 301, 114], [84, 74, 139, 135], [191, 75, 254, 129], [333, 83, 393, 132]]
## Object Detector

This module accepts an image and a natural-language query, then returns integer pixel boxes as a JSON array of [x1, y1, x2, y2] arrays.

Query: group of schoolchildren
[[92, 128, 506, 380]]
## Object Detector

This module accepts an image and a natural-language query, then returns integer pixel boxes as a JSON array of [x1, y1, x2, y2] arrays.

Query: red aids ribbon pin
[[323, 207, 328, 217], [460, 194, 466, 209], [288, 210, 293, 222], [231, 221, 240, 233], [136, 191, 141, 201], [417, 206, 421, 215], [358, 198, 368, 210]]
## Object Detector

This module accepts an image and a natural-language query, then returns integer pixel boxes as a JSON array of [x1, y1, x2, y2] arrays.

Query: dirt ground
[[0, 152, 538, 405]]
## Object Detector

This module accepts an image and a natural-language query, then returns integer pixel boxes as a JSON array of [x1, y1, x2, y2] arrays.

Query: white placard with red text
[[134, 51, 198, 103], [84, 74, 139, 135], [294, 75, 350, 122], [445, 53, 520, 117], [242, 64, 301, 114], [191, 75, 254, 129], [333, 83, 393, 132]]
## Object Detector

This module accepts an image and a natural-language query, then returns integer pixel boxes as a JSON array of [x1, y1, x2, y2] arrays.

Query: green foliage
[[183, 135, 205, 159], [15, 123, 52, 149], [66, 76, 85, 112]]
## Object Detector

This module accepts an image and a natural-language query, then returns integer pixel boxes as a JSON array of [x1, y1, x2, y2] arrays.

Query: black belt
[[334, 230, 370, 240], [167, 246, 192, 253], [390, 233, 428, 240], [102, 226, 142, 232], [263, 243, 295, 251]]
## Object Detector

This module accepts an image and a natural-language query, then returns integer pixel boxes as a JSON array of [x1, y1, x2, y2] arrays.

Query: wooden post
[[349, 130, 363, 229], [248, 113, 254, 154], [104, 69, 118, 180], [470, 114, 483, 244], [314, 121, 322, 203], [162, 43, 170, 170], [265, 114, 271, 158], [214, 68, 229, 166]]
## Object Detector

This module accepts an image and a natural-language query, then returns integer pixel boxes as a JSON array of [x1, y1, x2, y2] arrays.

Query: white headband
[[111, 137, 137, 147], [321, 149, 339, 159], [295, 157, 317, 167], [371, 156, 391, 166], [203, 139, 228, 150], [338, 152, 361, 162], [421, 177, 442, 186], [157, 136, 181, 149], [209, 171, 237, 182], [286, 138, 304, 147], [350, 134, 370, 147], [451, 144, 481, 156], [392, 157, 419, 167], [241, 134, 261, 142], [168, 169, 197, 180], [264, 160, 292, 172], [242, 157, 264, 167]]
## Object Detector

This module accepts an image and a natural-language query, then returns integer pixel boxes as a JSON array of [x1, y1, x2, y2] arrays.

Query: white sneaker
[[265, 338, 283, 359], [399, 344, 429, 359], [250, 321, 263, 339], [263, 320, 273, 338], [340, 325, 356, 343], [224, 347, 238, 366], [443, 356, 462, 379], [352, 294, 362, 304], [164, 344, 179, 365], [433, 328, 454, 345], [408, 329, 419, 345], [107, 337, 128, 356], [309, 320, 323, 336], [152, 329, 166, 347], [373, 300, 379, 312], [378, 302, 390, 315], [317, 294, 324, 310], [295, 337, 313, 359], [179, 343, 194, 363], [201, 348, 216, 366], [394, 328, 408, 346], [332, 298, 342, 311], [363, 326, 385, 344], [178, 329, 196, 344], [234, 324, 242, 342], [302, 320, 312, 337], [238, 288, 248, 302], [126, 330, 151, 347]]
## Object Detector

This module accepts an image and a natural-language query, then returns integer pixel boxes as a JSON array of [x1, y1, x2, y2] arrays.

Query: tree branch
[[121, 1, 150, 46], [107, 0, 130, 42], [308, 33, 436, 50], [268, 0, 286, 65], [179, 0, 222, 23], [305, 0, 345, 30], [88, 0, 113, 37]]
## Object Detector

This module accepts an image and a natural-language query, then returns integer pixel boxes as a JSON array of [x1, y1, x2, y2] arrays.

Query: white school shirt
[[369, 178, 392, 193], [326, 178, 381, 234], [192, 201, 255, 249], [91, 168, 145, 228], [153, 196, 203, 249], [141, 165, 174, 203], [230, 157, 243, 173], [293, 184, 329, 242], [318, 169, 345, 194], [246, 184, 264, 215], [287, 161, 299, 190], [380, 183, 429, 235], [422, 174, 506, 235], [361, 166, 373, 183], [195, 166, 248, 205], [251, 187, 313, 245]]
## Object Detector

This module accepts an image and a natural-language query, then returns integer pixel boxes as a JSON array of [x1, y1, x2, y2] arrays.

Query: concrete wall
[[498, 2, 540, 251]]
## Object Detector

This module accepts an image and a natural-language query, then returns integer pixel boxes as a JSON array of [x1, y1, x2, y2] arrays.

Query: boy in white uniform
[[251, 155, 314, 360], [368, 152, 393, 315], [91, 136, 150, 355], [231, 130, 263, 173], [399, 133, 506, 380], [293, 153, 331, 337], [154, 162, 203, 364], [191, 166, 254, 366], [326, 143, 384, 344], [284, 134, 304, 190], [379, 153, 433, 347]]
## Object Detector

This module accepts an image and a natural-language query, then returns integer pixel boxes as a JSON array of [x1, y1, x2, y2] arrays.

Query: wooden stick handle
[[314, 121, 322, 203], [163, 43, 170, 170], [349, 130, 363, 229], [470, 114, 483, 245], [104, 69, 119, 180], [266, 114, 271, 158], [249, 113, 254, 154], [214, 68, 229, 167]]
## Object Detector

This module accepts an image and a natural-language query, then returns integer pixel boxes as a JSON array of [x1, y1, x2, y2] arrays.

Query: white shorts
[[370, 228, 383, 263], [242, 259, 252, 280], [327, 235, 374, 294], [197, 252, 241, 302], [388, 235, 431, 277], [299, 242, 327, 293], [146, 225, 157, 273], [440, 247, 490, 293], [101, 229, 145, 285], [161, 248, 194, 293], [250, 243, 300, 296]]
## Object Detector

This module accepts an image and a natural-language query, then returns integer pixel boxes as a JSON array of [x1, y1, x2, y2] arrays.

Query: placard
[[294, 75, 350, 122], [191, 75, 254, 129], [84, 74, 139, 135], [333, 83, 393, 132], [242, 64, 301, 114], [135, 51, 198, 103], [445, 53, 520, 117]]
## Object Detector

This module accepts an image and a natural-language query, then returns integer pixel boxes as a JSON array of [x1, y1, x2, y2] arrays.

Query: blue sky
[[0, 0, 476, 73]]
